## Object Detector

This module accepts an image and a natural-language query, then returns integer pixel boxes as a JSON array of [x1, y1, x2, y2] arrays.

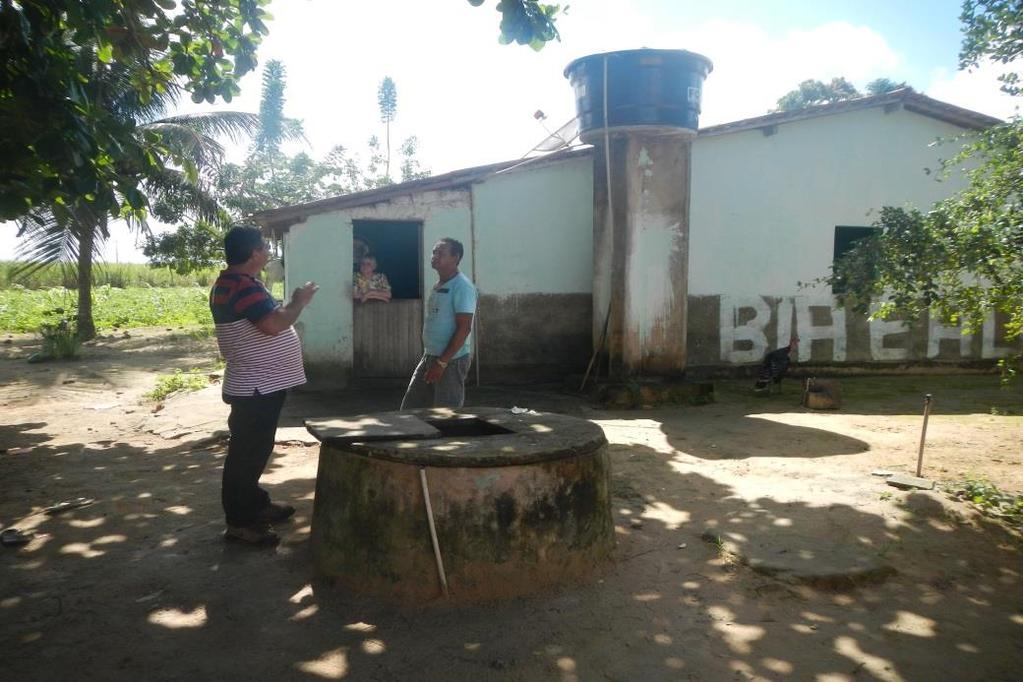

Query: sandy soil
[[1, 329, 1021, 681]]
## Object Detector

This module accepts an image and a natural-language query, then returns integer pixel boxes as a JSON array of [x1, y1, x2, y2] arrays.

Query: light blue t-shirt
[[423, 272, 477, 359]]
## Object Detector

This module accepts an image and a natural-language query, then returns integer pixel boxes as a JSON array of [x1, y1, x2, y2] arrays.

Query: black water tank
[[564, 49, 713, 142]]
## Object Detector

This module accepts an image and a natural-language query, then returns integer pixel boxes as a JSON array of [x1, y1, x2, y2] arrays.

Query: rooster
[[754, 336, 799, 393]]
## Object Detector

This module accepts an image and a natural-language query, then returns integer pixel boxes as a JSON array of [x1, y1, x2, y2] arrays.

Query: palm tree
[[14, 50, 259, 340], [378, 77, 397, 180]]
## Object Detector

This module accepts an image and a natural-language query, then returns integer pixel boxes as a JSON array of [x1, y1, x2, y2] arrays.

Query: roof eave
[[254, 147, 592, 234], [697, 89, 1001, 138]]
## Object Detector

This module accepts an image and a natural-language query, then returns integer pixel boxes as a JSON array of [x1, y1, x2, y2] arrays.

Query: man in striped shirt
[[210, 227, 318, 545]]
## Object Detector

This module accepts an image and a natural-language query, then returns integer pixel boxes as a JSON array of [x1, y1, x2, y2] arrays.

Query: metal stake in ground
[[916, 394, 933, 477]]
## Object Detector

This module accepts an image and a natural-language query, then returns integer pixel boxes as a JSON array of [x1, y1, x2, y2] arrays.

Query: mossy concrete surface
[[309, 409, 615, 602]]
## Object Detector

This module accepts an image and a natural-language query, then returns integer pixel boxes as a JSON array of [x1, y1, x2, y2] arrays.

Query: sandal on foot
[[224, 522, 279, 546], [255, 502, 295, 525]]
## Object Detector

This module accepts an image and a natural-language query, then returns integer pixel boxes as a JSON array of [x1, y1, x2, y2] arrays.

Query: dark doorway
[[353, 220, 422, 299], [352, 219, 424, 378]]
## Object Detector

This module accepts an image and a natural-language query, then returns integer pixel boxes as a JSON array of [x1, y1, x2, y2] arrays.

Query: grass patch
[[0, 286, 212, 333], [144, 368, 214, 402], [0, 260, 221, 289], [947, 478, 1023, 525]]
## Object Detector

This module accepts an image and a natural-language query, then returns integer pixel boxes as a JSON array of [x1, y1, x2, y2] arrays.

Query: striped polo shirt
[[209, 270, 306, 397]]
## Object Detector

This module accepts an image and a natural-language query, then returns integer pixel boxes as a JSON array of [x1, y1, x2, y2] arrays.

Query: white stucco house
[[255, 89, 1015, 383]]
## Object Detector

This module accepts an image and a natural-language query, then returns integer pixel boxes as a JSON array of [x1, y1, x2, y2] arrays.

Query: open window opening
[[353, 220, 423, 300], [832, 225, 880, 294]]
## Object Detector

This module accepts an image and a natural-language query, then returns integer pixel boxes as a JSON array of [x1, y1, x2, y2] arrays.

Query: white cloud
[[656, 20, 903, 125], [926, 59, 1021, 120]]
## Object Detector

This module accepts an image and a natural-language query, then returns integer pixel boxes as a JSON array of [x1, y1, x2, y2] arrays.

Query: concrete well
[[306, 408, 614, 602]]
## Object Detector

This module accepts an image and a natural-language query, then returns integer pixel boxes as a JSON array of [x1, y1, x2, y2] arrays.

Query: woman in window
[[354, 255, 392, 303]]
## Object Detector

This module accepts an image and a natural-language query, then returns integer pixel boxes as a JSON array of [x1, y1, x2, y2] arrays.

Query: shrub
[[948, 478, 1023, 525]]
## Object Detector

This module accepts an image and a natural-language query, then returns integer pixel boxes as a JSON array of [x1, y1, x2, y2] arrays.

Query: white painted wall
[[284, 212, 351, 366], [283, 189, 473, 369], [282, 104, 1005, 371], [472, 156, 593, 295], [688, 106, 972, 296]]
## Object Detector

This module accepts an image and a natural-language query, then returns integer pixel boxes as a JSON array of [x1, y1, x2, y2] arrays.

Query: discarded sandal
[[1, 528, 33, 547], [43, 497, 95, 515]]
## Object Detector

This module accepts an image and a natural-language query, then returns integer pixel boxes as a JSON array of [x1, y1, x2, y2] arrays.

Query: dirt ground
[[1, 329, 1022, 681]]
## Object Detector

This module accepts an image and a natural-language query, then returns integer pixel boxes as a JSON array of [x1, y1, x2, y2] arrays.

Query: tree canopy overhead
[[828, 0, 1023, 375], [773, 76, 908, 112], [470, 0, 563, 50], [0, 0, 272, 223], [1, 0, 564, 229], [960, 0, 1023, 95]]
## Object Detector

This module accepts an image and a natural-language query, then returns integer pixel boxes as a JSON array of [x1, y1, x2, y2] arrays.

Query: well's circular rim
[[307, 407, 608, 467]]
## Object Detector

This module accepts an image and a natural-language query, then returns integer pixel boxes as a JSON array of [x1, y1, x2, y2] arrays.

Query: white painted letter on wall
[[982, 312, 1012, 359], [927, 314, 972, 358], [719, 296, 770, 363], [795, 296, 847, 362], [776, 298, 794, 350], [869, 303, 909, 361]]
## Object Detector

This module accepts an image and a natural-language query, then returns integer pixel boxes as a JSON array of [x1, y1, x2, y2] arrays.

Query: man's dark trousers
[[222, 390, 286, 526]]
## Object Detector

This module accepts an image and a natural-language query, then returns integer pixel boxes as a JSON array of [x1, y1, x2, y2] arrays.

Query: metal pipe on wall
[[469, 186, 481, 387]]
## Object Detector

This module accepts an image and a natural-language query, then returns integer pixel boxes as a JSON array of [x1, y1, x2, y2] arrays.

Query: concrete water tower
[[565, 49, 712, 377]]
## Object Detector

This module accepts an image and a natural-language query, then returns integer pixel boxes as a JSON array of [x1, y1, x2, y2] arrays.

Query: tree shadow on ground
[[604, 410, 871, 460], [1, 422, 51, 452], [2, 414, 1021, 681]]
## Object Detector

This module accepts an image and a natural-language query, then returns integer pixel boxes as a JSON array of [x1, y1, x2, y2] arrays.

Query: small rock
[[629, 518, 644, 529], [677, 543, 687, 550], [871, 469, 896, 478]]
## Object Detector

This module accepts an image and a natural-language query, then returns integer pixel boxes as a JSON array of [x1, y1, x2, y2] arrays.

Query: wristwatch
[[435, 359, 448, 368]]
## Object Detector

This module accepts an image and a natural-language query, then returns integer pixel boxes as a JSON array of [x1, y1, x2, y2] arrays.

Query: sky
[[2, 0, 1019, 263]]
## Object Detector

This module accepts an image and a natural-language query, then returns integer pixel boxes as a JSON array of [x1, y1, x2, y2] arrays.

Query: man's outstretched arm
[[256, 282, 319, 336]]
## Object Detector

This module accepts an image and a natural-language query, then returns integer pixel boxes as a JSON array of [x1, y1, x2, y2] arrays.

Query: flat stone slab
[[886, 473, 935, 490], [702, 529, 895, 588], [306, 413, 441, 444]]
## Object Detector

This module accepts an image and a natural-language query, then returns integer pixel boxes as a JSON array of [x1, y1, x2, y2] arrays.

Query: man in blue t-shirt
[[401, 237, 477, 409]]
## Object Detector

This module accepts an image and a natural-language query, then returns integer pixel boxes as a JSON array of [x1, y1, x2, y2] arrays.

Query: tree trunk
[[76, 219, 97, 341]]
